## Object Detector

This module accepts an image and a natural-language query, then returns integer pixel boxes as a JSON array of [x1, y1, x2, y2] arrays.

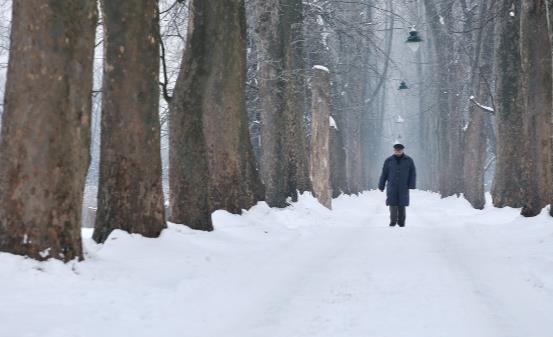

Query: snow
[[38, 248, 51, 259], [1, 190, 553, 337], [470, 96, 494, 113], [321, 32, 330, 48], [329, 116, 338, 129], [317, 15, 324, 26], [313, 65, 330, 73]]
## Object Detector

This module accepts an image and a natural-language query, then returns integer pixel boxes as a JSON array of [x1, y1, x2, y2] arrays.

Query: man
[[378, 143, 416, 227]]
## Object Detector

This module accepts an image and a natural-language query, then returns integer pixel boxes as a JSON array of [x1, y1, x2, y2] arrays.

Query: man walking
[[378, 143, 416, 227]]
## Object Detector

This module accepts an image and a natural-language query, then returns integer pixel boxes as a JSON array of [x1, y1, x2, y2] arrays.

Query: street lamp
[[406, 28, 422, 52]]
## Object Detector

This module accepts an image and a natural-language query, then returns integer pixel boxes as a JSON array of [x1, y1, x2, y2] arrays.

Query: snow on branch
[[329, 116, 338, 130], [469, 95, 495, 115], [313, 65, 330, 73]]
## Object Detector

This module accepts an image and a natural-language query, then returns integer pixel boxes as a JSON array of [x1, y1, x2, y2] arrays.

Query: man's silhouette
[[378, 143, 416, 227]]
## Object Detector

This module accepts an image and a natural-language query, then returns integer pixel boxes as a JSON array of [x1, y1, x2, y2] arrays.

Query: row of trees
[[0, 0, 341, 262], [415, 0, 553, 217], [1, 0, 553, 262]]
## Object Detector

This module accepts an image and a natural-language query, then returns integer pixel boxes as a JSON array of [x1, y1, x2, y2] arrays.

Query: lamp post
[[406, 27, 422, 52]]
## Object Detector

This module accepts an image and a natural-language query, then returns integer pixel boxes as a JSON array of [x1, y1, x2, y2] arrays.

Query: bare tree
[[169, 0, 264, 230], [491, 0, 525, 208], [519, 0, 552, 217], [0, 1, 97, 261], [253, 0, 311, 207], [463, 0, 495, 209], [310, 66, 332, 209], [93, 0, 167, 243]]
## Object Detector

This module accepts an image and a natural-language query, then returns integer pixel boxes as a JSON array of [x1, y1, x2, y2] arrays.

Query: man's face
[[393, 148, 404, 156]]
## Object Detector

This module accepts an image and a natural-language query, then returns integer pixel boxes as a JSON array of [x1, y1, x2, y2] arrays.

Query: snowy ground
[[1, 190, 553, 337]]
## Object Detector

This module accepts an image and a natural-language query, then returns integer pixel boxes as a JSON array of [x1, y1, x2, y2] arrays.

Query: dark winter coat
[[378, 154, 416, 206]]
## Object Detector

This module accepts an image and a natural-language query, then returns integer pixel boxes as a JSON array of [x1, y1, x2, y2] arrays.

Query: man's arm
[[378, 160, 388, 191], [408, 159, 416, 189]]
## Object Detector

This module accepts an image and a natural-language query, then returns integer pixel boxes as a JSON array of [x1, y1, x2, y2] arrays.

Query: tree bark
[[546, 0, 553, 217], [254, 0, 311, 207], [520, 0, 552, 217], [463, 0, 494, 209], [329, 117, 348, 198], [491, 0, 525, 208], [333, 0, 369, 195], [423, 0, 460, 198], [0, 1, 97, 261], [169, 0, 264, 230], [310, 66, 332, 209], [93, 0, 167, 243]]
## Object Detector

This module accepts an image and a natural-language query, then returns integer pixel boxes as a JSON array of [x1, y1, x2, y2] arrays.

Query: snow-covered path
[[1, 191, 552, 337]]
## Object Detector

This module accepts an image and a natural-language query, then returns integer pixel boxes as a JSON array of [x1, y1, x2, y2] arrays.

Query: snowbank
[[1, 190, 552, 337]]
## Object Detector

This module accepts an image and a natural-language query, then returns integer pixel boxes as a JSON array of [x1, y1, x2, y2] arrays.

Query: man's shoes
[[389, 222, 397, 227], [398, 222, 405, 227]]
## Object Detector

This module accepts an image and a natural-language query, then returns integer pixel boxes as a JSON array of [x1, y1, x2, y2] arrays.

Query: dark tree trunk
[[546, 0, 553, 217], [254, 0, 311, 207], [93, 0, 167, 243], [491, 0, 525, 208], [310, 66, 332, 209], [333, 1, 369, 195], [169, 0, 264, 230], [363, 1, 392, 189], [282, 0, 311, 201], [423, 0, 459, 198], [329, 119, 348, 198], [520, 0, 552, 217], [417, 12, 439, 192], [463, 0, 494, 209], [0, 1, 97, 261]]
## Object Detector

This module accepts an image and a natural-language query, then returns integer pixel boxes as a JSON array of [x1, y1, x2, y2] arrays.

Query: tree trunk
[[520, 0, 552, 217], [423, 0, 458, 198], [333, 1, 369, 195], [254, 0, 311, 207], [463, 0, 494, 209], [93, 0, 167, 243], [310, 66, 332, 209], [0, 1, 97, 261], [546, 0, 553, 217], [283, 0, 311, 201], [491, 0, 525, 208], [329, 117, 348, 198], [169, 0, 264, 230]]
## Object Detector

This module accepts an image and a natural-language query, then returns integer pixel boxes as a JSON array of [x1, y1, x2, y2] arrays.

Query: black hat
[[393, 143, 405, 150]]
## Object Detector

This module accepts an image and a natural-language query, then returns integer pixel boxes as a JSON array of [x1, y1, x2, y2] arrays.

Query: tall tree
[[0, 1, 97, 261], [254, 0, 311, 207], [93, 0, 167, 243], [423, 0, 464, 198], [547, 0, 553, 217], [463, 0, 495, 209], [332, 1, 370, 194], [491, 0, 525, 208], [362, 1, 392, 189], [519, 0, 552, 216], [169, 0, 264, 230], [310, 66, 332, 209]]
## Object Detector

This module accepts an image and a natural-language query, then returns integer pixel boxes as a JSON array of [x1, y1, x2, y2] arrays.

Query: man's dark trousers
[[389, 206, 406, 226]]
